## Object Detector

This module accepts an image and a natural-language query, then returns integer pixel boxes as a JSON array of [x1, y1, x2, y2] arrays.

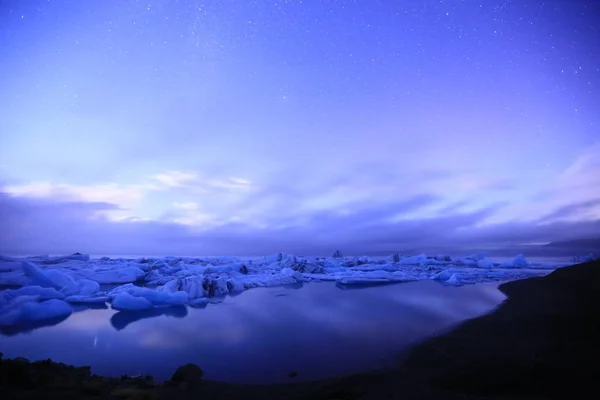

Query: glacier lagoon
[[0, 252, 590, 383], [1, 278, 508, 384]]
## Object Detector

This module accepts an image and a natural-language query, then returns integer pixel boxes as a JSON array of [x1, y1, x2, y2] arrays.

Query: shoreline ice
[[0, 251, 596, 326]]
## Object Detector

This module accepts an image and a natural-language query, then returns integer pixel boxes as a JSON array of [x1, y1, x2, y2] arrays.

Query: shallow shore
[[2, 259, 599, 399]]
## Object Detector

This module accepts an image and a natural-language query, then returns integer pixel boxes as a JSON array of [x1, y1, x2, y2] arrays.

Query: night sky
[[1, 0, 599, 256]]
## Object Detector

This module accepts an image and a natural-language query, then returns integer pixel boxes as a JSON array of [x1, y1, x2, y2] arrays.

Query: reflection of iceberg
[[0, 252, 576, 326], [0, 313, 71, 336], [0, 297, 73, 335], [110, 305, 188, 331], [336, 279, 408, 290]]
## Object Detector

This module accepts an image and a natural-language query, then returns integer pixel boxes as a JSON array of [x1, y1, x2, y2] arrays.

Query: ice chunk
[[264, 253, 283, 263], [280, 254, 298, 269], [445, 274, 461, 286], [64, 295, 110, 304], [226, 278, 246, 294], [22, 261, 79, 292], [465, 252, 487, 262], [0, 260, 20, 272], [21, 299, 73, 321], [133, 288, 189, 306], [388, 253, 400, 263], [281, 267, 303, 281], [337, 277, 393, 286], [79, 266, 146, 284], [21, 261, 101, 296], [2, 286, 66, 301], [477, 258, 495, 269], [111, 293, 153, 310], [499, 254, 529, 268], [38, 253, 90, 264], [432, 270, 454, 281], [398, 254, 430, 265], [107, 284, 188, 306], [1, 298, 73, 326], [75, 279, 101, 295]]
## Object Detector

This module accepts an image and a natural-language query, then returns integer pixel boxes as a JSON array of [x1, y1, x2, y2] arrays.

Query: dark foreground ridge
[[2, 259, 599, 399]]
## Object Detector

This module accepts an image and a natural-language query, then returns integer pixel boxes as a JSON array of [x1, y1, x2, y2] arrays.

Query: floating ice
[[0, 297, 72, 326], [571, 253, 598, 263], [2, 286, 65, 301], [0, 251, 579, 323], [64, 295, 111, 304], [477, 258, 495, 269], [20, 299, 73, 322], [78, 266, 146, 284], [112, 292, 153, 310], [498, 254, 529, 268], [445, 274, 461, 286]]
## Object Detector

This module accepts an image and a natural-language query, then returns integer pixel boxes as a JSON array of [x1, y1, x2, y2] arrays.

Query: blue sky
[[1, 0, 599, 256]]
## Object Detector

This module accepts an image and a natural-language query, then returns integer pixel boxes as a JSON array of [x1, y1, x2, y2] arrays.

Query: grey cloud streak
[[1, 191, 598, 257]]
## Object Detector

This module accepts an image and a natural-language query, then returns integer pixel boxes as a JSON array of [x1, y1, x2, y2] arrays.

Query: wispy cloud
[[1, 146, 599, 256]]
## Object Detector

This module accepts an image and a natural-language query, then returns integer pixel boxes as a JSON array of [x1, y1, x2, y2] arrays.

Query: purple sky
[[1, 0, 599, 256]]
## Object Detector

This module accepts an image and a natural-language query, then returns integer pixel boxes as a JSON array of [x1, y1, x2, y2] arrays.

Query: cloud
[[3, 181, 146, 209], [1, 148, 599, 257], [537, 198, 600, 223], [1, 187, 597, 257], [152, 171, 198, 188]]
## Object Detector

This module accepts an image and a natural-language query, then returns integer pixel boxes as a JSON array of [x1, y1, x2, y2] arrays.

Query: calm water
[[0, 280, 506, 384]]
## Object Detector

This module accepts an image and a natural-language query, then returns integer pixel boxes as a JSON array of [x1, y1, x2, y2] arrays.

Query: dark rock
[[292, 261, 324, 273], [288, 371, 298, 378], [202, 278, 216, 297], [332, 250, 343, 258], [167, 257, 182, 267], [171, 363, 204, 385], [240, 264, 249, 274]]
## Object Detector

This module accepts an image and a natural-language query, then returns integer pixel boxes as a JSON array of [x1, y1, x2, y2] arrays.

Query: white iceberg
[[0, 298, 72, 326], [112, 293, 153, 310], [0, 251, 575, 318], [20, 299, 73, 322], [477, 258, 495, 269], [499, 254, 529, 268], [445, 274, 461, 286], [79, 266, 146, 284], [2, 286, 65, 301], [64, 295, 111, 304]]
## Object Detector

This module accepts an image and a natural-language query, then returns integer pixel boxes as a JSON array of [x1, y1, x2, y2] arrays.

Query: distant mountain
[[545, 238, 600, 249]]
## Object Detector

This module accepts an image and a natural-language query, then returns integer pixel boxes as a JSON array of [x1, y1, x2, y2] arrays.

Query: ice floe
[[0, 251, 587, 326]]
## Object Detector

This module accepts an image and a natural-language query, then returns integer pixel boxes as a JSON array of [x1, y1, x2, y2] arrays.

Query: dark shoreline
[[2, 259, 599, 399]]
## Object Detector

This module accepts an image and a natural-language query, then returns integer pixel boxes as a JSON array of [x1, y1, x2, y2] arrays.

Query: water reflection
[[110, 306, 188, 331], [0, 314, 70, 336], [0, 280, 505, 384]]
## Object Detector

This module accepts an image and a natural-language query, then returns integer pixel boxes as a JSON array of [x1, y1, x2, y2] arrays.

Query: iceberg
[[2, 286, 65, 301], [112, 293, 153, 310], [499, 254, 529, 268], [477, 258, 495, 269], [0, 252, 576, 318], [0, 297, 72, 326], [445, 274, 461, 286], [20, 299, 73, 322], [64, 295, 111, 304], [79, 266, 146, 284]]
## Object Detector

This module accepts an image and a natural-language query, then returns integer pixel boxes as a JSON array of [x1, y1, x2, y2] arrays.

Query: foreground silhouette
[[1, 259, 598, 399]]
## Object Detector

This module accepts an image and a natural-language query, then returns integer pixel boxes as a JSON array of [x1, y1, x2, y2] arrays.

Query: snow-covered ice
[[0, 251, 588, 326]]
